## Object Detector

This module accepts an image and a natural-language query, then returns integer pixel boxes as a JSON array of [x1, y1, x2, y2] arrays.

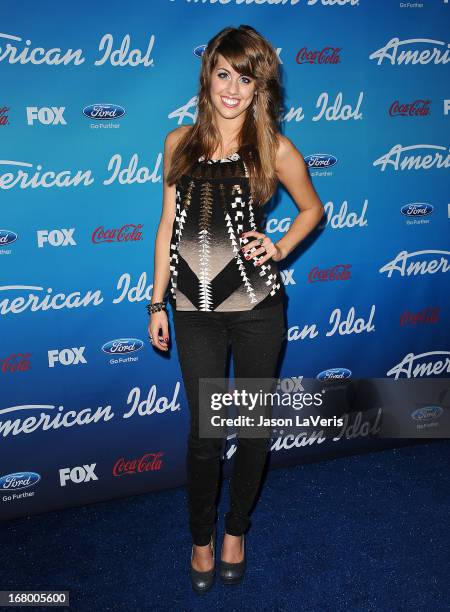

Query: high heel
[[190, 527, 216, 593], [220, 533, 246, 584]]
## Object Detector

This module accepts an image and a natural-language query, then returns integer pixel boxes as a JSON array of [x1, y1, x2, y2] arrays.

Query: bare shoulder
[[162, 126, 192, 185], [276, 133, 303, 165], [275, 133, 305, 173], [165, 124, 192, 153]]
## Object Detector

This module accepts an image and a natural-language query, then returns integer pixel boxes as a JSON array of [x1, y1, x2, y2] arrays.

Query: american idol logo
[[411, 405, 443, 422], [304, 154, 337, 169], [400, 203, 433, 217], [0, 472, 41, 491], [317, 368, 352, 380], [193, 44, 207, 58], [83, 103, 126, 120], [101, 338, 144, 354], [0, 229, 18, 245]]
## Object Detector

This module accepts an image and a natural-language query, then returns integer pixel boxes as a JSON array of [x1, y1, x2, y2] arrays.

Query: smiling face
[[209, 53, 257, 121]]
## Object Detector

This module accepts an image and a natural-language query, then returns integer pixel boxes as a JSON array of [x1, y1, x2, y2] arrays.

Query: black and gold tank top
[[168, 151, 285, 312]]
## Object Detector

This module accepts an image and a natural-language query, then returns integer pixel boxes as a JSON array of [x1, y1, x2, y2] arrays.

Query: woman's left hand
[[240, 231, 284, 265]]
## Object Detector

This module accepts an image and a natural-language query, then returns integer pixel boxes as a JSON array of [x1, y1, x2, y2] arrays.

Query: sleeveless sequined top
[[168, 151, 285, 312]]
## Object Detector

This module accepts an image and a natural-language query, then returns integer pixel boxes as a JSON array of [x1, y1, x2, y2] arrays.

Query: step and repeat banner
[[1, 0, 449, 521]]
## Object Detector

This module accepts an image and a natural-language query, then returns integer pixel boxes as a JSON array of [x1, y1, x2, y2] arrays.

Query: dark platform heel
[[190, 527, 216, 593], [220, 533, 246, 585]]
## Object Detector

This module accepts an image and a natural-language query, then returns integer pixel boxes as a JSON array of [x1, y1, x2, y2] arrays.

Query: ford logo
[[0, 229, 18, 245], [400, 203, 433, 217], [411, 405, 443, 422], [0, 471, 41, 491], [101, 338, 144, 354], [304, 154, 337, 169], [317, 368, 352, 380], [193, 44, 207, 58], [82, 104, 126, 121]]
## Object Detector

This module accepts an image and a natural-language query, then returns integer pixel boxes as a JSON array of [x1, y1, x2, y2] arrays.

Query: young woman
[[148, 25, 324, 592]]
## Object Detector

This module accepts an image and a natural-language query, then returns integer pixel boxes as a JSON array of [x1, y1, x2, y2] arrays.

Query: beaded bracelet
[[146, 301, 167, 315]]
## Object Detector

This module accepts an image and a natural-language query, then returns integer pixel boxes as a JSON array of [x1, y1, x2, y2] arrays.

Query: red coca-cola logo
[[92, 223, 143, 244], [0, 106, 10, 126], [113, 452, 164, 476], [308, 264, 351, 283], [296, 47, 341, 65], [389, 99, 431, 117], [400, 306, 440, 326], [1, 353, 32, 373]]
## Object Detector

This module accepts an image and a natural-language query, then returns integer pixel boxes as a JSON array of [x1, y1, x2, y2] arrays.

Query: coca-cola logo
[[92, 223, 143, 244], [296, 47, 341, 65], [308, 264, 351, 283], [113, 452, 164, 476], [1, 353, 32, 373], [0, 106, 10, 126], [389, 99, 431, 117], [400, 307, 440, 326]]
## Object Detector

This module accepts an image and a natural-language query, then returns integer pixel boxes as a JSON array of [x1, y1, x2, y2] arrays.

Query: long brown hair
[[166, 25, 283, 207]]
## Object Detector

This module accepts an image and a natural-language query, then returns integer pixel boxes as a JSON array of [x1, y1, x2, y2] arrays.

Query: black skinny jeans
[[172, 302, 285, 546]]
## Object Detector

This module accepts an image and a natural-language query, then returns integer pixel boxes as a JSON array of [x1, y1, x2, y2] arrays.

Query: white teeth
[[221, 96, 239, 106]]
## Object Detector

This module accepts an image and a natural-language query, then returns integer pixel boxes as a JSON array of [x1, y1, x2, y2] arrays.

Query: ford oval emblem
[[193, 44, 207, 58], [400, 203, 433, 217], [101, 338, 144, 354], [0, 471, 41, 491], [411, 405, 443, 422], [0, 229, 18, 245], [304, 154, 337, 169], [317, 368, 352, 380], [82, 103, 126, 121]]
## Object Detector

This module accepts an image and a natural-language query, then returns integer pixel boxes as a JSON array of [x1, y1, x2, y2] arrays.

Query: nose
[[225, 78, 240, 96]]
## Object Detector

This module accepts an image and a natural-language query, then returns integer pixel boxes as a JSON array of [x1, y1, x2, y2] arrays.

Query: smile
[[221, 96, 240, 108]]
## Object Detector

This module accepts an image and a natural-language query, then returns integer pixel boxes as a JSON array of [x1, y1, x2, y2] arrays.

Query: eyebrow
[[217, 67, 250, 77]]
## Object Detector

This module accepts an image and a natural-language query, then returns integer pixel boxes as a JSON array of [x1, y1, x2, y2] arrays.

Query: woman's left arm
[[241, 135, 325, 264], [272, 134, 325, 261]]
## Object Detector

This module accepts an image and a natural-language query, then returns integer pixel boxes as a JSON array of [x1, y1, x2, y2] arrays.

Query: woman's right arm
[[148, 126, 186, 352]]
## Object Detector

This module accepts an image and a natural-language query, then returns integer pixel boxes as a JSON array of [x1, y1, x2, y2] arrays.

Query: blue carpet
[[2, 440, 449, 612]]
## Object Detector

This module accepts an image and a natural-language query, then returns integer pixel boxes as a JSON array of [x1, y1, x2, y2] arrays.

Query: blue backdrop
[[1, 0, 449, 520]]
